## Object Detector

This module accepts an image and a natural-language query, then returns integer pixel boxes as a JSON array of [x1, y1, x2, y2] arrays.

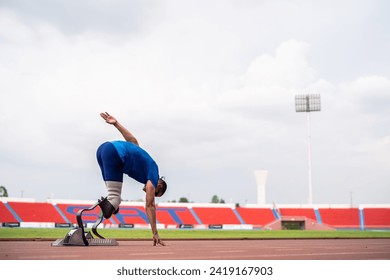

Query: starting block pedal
[[51, 197, 119, 247], [51, 228, 118, 246]]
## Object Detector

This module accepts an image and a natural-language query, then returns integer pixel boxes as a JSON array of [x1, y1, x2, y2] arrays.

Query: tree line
[[0, 185, 9, 197], [169, 195, 225, 204], [0, 185, 229, 204]]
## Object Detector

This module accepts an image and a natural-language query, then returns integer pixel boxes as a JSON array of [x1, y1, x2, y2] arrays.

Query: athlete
[[97, 112, 167, 246]]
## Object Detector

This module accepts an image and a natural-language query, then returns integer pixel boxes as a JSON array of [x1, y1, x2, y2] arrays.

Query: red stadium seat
[[0, 201, 19, 223], [318, 208, 360, 229], [7, 202, 66, 223], [192, 207, 241, 224], [279, 208, 317, 221], [235, 207, 276, 226], [363, 208, 390, 228]]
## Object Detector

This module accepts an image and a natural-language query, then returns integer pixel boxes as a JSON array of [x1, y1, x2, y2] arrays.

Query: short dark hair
[[158, 177, 167, 196]]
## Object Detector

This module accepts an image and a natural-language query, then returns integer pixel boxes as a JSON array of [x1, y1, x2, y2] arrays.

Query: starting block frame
[[51, 197, 118, 247]]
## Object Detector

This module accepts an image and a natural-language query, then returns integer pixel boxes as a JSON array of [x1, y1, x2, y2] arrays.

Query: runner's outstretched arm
[[145, 180, 165, 246], [100, 112, 139, 146]]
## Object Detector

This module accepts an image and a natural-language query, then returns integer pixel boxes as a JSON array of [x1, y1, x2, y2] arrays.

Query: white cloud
[[241, 40, 316, 88], [340, 75, 390, 115], [0, 1, 389, 204]]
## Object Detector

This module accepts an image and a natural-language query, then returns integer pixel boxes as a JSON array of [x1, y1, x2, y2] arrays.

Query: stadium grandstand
[[1, 197, 389, 231]]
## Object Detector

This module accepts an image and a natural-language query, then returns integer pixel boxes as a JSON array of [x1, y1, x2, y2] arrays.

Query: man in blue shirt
[[97, 112, 167, 246]]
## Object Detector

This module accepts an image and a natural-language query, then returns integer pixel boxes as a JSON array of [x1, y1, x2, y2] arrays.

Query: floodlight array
[[295, 94, 321, 112]]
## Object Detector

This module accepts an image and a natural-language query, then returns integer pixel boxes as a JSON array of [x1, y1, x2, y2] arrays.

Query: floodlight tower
[[295, 94, 321, 205]]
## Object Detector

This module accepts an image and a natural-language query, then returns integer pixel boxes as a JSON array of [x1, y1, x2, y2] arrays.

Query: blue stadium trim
[[232, 208, 245, 224], [271, 209, 280, 219], [4, 202, 22, 222], [188, 207, 202, 224], [359, 208, 365, 230], [109, 216, 117, 224], [314, 209, 322, 224], [53, 204, 71, 224]]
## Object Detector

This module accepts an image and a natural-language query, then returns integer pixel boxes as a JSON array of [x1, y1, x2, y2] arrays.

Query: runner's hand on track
[[153, 233, 166, 246]]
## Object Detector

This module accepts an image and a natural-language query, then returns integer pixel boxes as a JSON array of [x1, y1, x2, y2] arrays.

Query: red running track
[[1, 239, 390, 260]]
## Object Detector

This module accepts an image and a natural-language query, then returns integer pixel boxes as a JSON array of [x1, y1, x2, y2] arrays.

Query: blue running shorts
[[96, 142, 124, 182]]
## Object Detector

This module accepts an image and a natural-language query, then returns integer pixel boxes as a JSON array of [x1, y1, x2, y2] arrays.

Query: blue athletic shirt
[[110, 140, 159, 188]]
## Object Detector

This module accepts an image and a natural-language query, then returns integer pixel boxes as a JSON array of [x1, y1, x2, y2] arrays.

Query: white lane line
[[216, 250, 246, 253], [126, 252, 175, 256], [233, 251, 390, 258], [18, 255, 82, 259]]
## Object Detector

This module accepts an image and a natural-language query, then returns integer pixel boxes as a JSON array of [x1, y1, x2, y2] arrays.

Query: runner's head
[[155, 177, 167, 197]]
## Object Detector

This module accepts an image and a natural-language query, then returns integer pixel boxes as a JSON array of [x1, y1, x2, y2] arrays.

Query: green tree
[[178, 197, 189, 203], [211, 195, 225, 203], [0, 186, 8, 197]]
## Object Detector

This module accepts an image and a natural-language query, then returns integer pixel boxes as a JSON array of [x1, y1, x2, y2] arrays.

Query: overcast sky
[[0, 0, 389, 205]]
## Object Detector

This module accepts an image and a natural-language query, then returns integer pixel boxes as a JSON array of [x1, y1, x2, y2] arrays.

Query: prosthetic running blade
[[51, 197, 119, 247]]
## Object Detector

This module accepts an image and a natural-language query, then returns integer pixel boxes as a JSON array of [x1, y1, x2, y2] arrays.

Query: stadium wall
[[1, 197, 389, 230]]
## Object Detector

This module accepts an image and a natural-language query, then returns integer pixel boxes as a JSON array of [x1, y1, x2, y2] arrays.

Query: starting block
[[51, 197, 119, 247]]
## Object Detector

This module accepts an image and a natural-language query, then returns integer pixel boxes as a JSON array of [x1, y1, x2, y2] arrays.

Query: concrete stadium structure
[[1, 197, 389, 231]]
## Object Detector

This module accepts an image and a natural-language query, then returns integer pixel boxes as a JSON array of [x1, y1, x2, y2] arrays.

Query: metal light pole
[[295, 94, 321, 205]]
